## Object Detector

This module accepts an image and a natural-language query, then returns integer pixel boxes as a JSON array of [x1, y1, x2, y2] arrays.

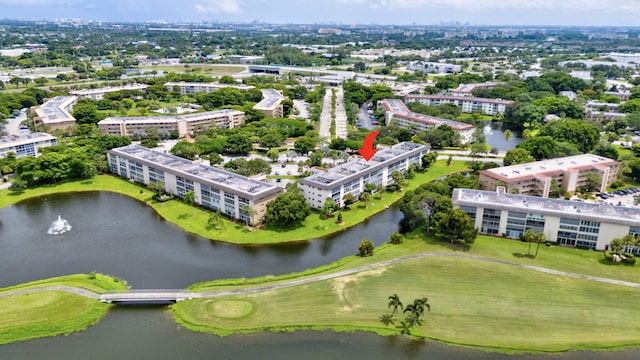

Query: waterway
[[1, 192, 638, 359], [482, 121, 523, 151]]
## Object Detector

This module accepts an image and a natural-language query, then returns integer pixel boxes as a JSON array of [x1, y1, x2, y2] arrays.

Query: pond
[[481, 121, 523, 151], [1, 191, 637, 359]]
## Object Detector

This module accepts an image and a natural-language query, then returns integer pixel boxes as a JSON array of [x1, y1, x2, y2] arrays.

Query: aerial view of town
[[1, 1, 640, 359]]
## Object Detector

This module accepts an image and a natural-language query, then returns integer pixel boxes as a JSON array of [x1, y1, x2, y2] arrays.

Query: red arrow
[[358, 131, 380, 161]]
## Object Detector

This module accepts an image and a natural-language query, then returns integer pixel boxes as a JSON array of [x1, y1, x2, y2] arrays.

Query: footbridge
[[99, 290, 199, 305]]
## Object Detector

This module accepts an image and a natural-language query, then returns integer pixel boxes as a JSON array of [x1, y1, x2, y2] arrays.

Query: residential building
[[585, 111, 627, 122], [32, 96, 78, 131], [453, 187, 640, 251], [406, 61, 461, 74], [479, 154, 619, 198], [253, 89, 285, 118], [559, 91, 577, 101], [604, 91, 632, 101], [164, 81, 255, 95], [97, 109, 245, 138], [69, 84, 148, 100], [404, 94, 513, 116], [298, 142, 429, 209], [379, 99, 475, 144], [0, 133, 57, 159], [107, 145, 282, 224], [585, 101, 620, 111], [449, 82, 500, 97]]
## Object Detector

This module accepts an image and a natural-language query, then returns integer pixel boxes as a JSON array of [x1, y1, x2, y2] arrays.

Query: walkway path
[[318, 87, 332, 139], [2, 253, 638, 303], [334, 86, 348, 139]]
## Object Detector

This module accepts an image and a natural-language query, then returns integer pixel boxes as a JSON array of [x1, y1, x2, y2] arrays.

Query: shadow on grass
[[263, 222, 305, 233], [80, 180, 94, 185], [177, 213, 190, 220], [513, 253, 535, 259]]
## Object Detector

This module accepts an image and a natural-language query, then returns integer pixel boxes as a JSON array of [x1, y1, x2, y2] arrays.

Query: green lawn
[[172, 235, 640, 353], [0, 161, 468, 244], [0, 273, 127, 344]]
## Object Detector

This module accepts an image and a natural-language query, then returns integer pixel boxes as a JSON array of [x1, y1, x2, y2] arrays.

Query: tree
[[503, 148, 534, 166], [148, 181, 165, 197], [321, 198, 338, 219], [447, 155, 453, 166], [183, 190, 195, 217], [240, 204, 257, 225], [208, 211, 223, 230], [34, 77, 48, 86], [389, 232, 404, 245], [433, 208, 477, 245], [358, 239, 374, 257], [517, 136, 557, 161], [538, 119, 600, 153], [266, 148, 280, 162], [359, 191, 371, 208], [8, 179, 27, 192], [72, 100, 102, 125], [421, 152, 438, 170], [503, 129, 513, 142], [388, 294, 403, 320], [390, 170, 405, 187], [263, 190, 311, 226], [342, 193, 355, 209]]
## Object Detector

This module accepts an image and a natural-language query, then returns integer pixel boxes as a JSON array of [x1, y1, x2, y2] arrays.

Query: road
[[4, 112, 27, 135], [334, 86, 348, 139], [357, 103, 374, 130], [318, 87, 333, 139], [3, 252, 640, 303], [291, 99, 310, 122]]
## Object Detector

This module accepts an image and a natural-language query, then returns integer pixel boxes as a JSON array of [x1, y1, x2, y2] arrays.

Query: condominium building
[[479, 154, 619, 198], [164, 82, 255, 95], [97, 109, 245, 137], [107, 145, 282, 224], [604, 91, 631, 101], [585, 101, 620, 111], [379, 99, 475, 144], [0, 132, 57, 159], [406, 61, 461, 74], [449, 82, 500, 97], [453, 187, 640, 251], [32, 96, 78, 131], [69, 84, 149, 100], [298, 142, 429, 209], [404, 94, 513, 115], [253, 89, 285, 118]]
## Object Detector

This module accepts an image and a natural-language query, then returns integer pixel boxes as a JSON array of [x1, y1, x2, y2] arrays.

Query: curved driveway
[[2, 253, 639, 302]]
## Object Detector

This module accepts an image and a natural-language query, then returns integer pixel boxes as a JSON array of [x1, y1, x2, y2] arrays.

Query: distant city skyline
[[1, 0, 640, 26]]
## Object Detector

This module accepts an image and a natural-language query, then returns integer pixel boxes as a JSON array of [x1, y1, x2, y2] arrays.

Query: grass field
[[171, 235, 640, 353], [0, 273, 128, 344], [0, 161, 469, 244]]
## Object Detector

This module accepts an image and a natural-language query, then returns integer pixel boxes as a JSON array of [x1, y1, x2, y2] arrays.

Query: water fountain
[[483, 123, 494, 136], [47, 215, 71, 235]]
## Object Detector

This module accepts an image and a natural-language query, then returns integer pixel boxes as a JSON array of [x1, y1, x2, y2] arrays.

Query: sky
[[1, 0, 640, 26]]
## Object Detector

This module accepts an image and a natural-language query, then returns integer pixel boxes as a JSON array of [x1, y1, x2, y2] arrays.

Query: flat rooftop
[[36, 96, 77, 123], [381, 99, 409, 113], [453, 188, 640, 227], [405, 94, 514, 105], [0, 132, 56, 148], [300, 142, 427, 189], [393, 111, 475, 131], [451, 82, 499, 93], [110, 145, 281, 200], [254, 89, 284, 110], [70, 84, 148, 96], [164, 82, 255, 90], [480, 154, 618, 181], [99, 109, 243, 125]]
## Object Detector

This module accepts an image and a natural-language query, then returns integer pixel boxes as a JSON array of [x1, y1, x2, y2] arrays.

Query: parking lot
[[596, 188, 640, 208]]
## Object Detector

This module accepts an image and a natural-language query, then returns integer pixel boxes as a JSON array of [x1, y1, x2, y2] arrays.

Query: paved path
[[318, 87, 332, 139], [2, 253, 639, 303], [334, 86, 348, 139]]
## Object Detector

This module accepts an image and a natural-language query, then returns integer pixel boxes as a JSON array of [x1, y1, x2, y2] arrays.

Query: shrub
[[358, 239, 375, 257], [389, 232, 404, 245]]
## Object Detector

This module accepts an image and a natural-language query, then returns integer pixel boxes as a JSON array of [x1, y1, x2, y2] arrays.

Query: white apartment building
[[450, 82, 501, 97], [298, 142, 429, 209], [454, 188, 640, 251], [253, 89, 285, 118], [69, 84, 149, 100], [0, 133, 57, 159], [32, 96, 78, 131], [98, 109, 245, 138], [164, 82, 255, 95], [379, 99, 475, 144], [404, 94, 513, 116], [107, 145, 283, 224], [479, 154, 619, 198]]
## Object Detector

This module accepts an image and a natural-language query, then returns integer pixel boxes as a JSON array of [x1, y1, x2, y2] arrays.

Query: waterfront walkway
[[2, 253, 639, 304]]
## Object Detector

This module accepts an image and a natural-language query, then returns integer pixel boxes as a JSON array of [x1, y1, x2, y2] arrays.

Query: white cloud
[[0, 0, 88, 5], [195, 0, 242, 14], [336, 0, 640, 12]]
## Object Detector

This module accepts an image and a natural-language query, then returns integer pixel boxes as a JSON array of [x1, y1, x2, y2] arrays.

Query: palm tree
[[208, 211, 222, 230], [240, 204, 257, 225], [379, 314, 395, 327], [533, 232, 547, 258], [359, 192, 371, 208], [416, 297, 430, 320], [522, 128, 532, 141], [503, 129, 513, 142], [183, 190, 195, 217], [388, 294, 403, 320], [403, 304, 419, 327]]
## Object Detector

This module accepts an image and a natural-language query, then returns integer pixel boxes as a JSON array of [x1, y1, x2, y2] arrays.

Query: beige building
[[253, 89, 285, 118], [454, 188, 640, 251], [32, 96, 78, 131], [69, 84, 148, 100], [404, 94, 513, 115], [379, 99, 475, 144], [98, 109, 245, 138], [164, 82, 255, 95], [479, 154, 619, 197], [107, 145, 282, 225]]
